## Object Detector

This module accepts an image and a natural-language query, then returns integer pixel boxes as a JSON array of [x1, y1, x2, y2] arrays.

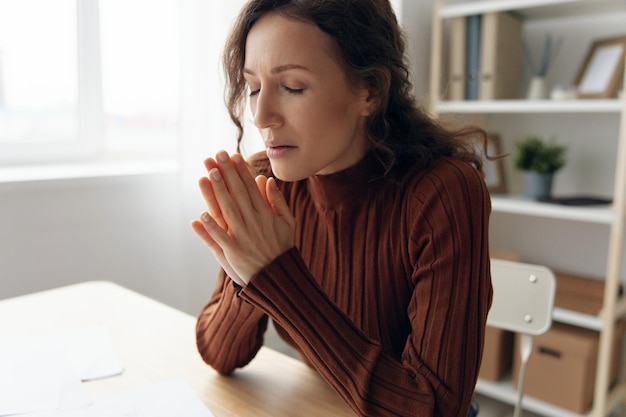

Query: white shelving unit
[[429, 1, 626, 417], [435, 99, 623, 114]]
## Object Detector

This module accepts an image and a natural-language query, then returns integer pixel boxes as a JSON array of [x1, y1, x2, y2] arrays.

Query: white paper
[[97, 379, 215, 417], [24, 402, 135, 417], [54, 324, 124, 381], [2, 324, 124, 381], [30, 379, 215, 417], [0, 347, 91, 416], [0, 349, 61, 415]]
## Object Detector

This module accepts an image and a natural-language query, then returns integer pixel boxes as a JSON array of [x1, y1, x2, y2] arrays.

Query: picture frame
[[574, 35, 626, 98], [481, 133, 507, 194]]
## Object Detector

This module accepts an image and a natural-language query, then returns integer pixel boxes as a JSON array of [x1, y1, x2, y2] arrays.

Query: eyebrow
[[243, 64, 312, 76]]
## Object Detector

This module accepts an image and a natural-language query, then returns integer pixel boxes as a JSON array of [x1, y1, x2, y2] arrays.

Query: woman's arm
[[193, 151, 491, 416], [195, 269, 269, 375], [237, 160, 492, 417]]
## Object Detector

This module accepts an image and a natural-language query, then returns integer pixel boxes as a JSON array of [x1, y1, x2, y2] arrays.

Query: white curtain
[[179, 0, 249, 312]]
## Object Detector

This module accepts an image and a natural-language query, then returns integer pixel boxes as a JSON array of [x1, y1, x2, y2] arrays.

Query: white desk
[[0, 281, 354, 417]]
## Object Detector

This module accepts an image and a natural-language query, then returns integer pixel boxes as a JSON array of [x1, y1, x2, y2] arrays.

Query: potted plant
[[514, 136, 566, 199]]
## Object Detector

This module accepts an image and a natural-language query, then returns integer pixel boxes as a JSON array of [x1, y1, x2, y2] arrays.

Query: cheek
[[328, 91, 364, 121], [305, 98, 352, 128], [249, 99, 258, 117]]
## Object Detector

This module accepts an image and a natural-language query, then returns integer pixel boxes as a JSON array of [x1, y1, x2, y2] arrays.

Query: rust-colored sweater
[[196, 153, 493, 417]]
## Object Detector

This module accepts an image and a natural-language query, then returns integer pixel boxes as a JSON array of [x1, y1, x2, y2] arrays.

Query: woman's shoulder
[[246, 151, 273, 176], [402, 156, 487, 200]]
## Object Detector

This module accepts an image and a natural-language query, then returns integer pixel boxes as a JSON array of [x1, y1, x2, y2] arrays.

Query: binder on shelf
[[479, 12, 523, 100], [448, 16, 466, 100], [465, 14, 482, 101]]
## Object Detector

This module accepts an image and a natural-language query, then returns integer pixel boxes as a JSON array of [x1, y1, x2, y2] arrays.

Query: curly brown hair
[[222, 0, 488, 176]]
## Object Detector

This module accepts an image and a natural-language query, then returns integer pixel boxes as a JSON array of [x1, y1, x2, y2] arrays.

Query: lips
[[265, 143, 297, 159]]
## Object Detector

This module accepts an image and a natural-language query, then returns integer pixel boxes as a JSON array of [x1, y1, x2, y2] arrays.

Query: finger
[[199, 212, 248, 287], [190, 218, 219, 250], [255, 175, 269, 204], [209, 153, 252, 215], [266, 177, 296, 228], [215, 151, 254, 205], [232, 154, 276, 216], [198, 176, 227, 230], [201, 158, 223, 221], [208, 167, 245, 227], [203, 157, 218, 173], [190, 218, 246, 287], [231, 152, 256, 178]]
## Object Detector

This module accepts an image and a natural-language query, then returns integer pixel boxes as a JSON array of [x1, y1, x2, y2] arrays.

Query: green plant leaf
[[514, 136, 566, 174]]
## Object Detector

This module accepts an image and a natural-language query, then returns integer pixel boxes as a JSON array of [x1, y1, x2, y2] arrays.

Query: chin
[[269, 162, 310, 183]]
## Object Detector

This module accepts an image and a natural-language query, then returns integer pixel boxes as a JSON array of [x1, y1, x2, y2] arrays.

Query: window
[[0, 0, 78, 147], [0, 0, 180, 165], [100, 0, 180, 154]]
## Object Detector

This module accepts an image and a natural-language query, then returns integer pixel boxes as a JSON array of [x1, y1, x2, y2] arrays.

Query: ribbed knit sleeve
[[241, 249, 449, 416], [196, 155, 492, 417], [195, 270, 269, 374]]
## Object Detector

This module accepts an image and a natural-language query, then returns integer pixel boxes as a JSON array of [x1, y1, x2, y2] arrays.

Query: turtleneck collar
[[305, 152, 386, 210]]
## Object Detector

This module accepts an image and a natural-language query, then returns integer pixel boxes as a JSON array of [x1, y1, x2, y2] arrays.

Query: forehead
[[244, 11, 340, 72]]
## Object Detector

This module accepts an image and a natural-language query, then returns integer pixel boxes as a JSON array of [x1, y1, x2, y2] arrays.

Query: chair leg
[[513, 334, 534, 417]]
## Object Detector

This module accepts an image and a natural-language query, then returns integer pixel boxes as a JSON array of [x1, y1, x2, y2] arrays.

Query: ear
[[358, 68, 390, 117]]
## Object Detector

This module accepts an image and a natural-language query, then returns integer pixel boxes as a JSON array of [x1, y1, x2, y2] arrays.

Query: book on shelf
[[465, 14, 482, 101], [448, 12, 523, 101], [479, 12, 523, 100], [448, 16, 466, 100]]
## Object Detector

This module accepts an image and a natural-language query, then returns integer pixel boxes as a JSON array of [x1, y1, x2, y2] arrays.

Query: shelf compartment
[[475, 376, 590, 417], [491, 196, 613, 224], [475, 377, 626, 417], [435, 100, 623, 114]]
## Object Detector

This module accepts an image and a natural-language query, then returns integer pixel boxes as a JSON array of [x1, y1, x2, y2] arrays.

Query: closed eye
[[247, 86, 304, 97], [285, 87, 304, 95], [285, 87, 304, 94]]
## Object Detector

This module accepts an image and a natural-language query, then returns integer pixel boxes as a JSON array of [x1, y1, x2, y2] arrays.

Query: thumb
[[266, 177, 295, 227]]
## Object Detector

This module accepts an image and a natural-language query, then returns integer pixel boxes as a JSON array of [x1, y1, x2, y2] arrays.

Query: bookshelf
[[430, 1, 626, 417]]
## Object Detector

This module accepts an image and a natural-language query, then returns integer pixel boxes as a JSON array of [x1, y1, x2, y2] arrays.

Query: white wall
[[0, 173, 187, 309]]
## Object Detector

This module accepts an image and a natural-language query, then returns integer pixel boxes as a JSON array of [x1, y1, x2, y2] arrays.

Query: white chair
[[486, 259, 557, 417]]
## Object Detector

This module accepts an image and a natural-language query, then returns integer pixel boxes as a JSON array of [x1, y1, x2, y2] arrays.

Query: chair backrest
[[488, 259, 556, 336], [485, 258, 557, 417]]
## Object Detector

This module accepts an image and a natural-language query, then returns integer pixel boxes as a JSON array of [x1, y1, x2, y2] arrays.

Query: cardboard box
[[479, 325, 514, 381], [490, 248, 521, 262], [554, 271, 623, 316], [512, 322, 623, 413]]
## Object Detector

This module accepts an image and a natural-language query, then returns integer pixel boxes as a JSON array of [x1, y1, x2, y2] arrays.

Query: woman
[[190, 1, 493, 416]]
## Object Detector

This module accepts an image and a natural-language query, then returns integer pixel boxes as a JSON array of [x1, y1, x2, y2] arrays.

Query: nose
[[252, 89, 283, 129]]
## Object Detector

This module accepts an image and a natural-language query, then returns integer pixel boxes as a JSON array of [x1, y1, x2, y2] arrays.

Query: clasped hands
[[190, 151, 296, 287]]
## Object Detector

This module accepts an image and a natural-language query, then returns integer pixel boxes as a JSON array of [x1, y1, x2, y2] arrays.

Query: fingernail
[[201, 212, 210, 223], [232, 153, 243, 165], [217, 151, 229, 163], [211, 168, 222, 181], [269, 177, 279, 190]]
